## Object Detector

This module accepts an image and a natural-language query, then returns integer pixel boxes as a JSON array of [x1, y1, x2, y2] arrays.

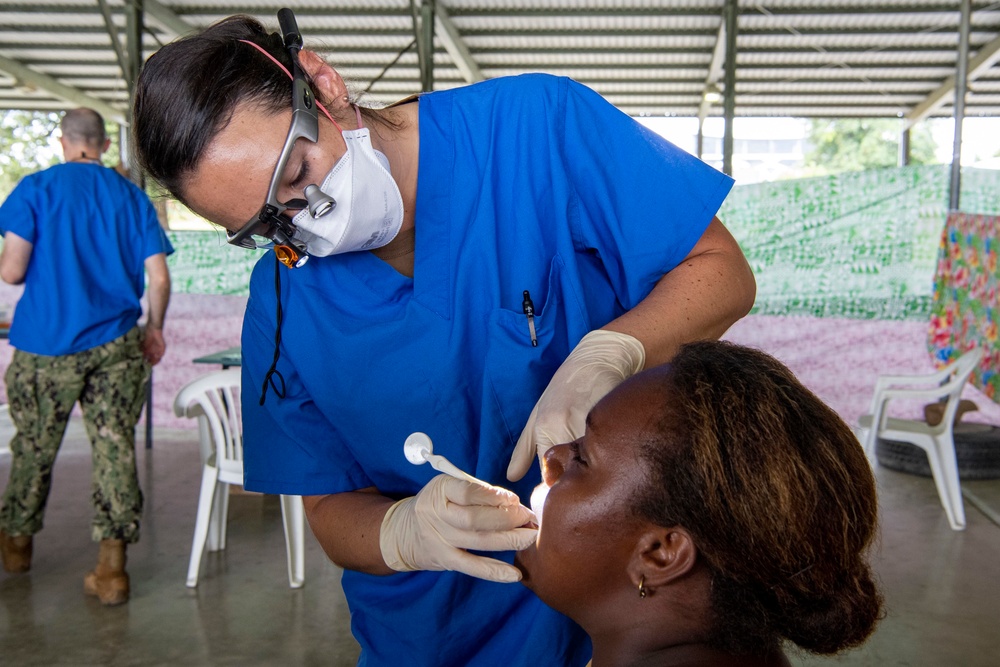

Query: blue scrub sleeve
[[0, 179, 38, 242], [240, 274, 375, 496], [141, 208, 174, 259], [559, 79, 734, 310], [120, 179, 174, 260]]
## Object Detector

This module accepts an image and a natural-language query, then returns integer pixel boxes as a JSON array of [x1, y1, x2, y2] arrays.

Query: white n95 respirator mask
[[292, 126, 404, 257]]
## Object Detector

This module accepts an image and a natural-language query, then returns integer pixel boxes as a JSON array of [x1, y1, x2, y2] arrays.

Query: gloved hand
[[507, 329, 645, 481], [379, 474, 537, 583]]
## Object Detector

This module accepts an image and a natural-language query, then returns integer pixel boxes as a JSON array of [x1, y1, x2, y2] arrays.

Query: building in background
[[638, 116, 810, 184]]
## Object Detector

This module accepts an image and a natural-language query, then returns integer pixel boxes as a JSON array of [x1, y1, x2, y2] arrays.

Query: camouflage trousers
[[0, 327, 149, 543]]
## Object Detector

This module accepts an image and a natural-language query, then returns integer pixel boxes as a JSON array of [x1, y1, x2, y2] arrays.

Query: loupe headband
[[226, 8, 322, 267]]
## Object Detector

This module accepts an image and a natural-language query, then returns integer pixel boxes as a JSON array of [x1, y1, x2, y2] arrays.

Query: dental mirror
[[404, 432, 433, 465], [403, 432, 487, 486]]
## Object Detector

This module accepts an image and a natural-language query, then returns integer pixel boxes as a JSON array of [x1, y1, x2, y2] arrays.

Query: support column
[[123, 0, 144, 186], [899, 127, 911, 167], [124, 0, 143, 105], [949, 0, 971, 211], [722, 0, 737, 176], [124, 0, 153, 449], [413, 0, 436, 93]]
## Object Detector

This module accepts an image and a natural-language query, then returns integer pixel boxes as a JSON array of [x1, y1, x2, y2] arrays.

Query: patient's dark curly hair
[[633, 340, 883, 657]]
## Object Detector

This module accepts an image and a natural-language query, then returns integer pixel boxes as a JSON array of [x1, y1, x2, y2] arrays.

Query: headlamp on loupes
[[225, 8, 336, 269]]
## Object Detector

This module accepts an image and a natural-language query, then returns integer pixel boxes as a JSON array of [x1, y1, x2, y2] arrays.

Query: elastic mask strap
[[238, 39, 342, 131], [259, 253, 288, 406], [354, 104, 363, 129]]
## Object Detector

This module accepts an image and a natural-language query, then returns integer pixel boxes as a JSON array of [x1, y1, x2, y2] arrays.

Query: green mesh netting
[[164, 165, 1000, 320], [721, 165, 1000, 320], [165, 228, 267, 296]]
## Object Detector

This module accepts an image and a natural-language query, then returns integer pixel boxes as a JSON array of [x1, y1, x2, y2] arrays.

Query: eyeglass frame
[[226, 19, 318, 259]]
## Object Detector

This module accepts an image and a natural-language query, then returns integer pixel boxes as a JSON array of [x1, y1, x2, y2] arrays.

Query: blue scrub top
[[242, 74, 733, 666], [0, 162, 173, 355]]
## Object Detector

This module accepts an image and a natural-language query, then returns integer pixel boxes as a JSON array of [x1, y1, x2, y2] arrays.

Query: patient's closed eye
[[569, 441, 587, 467]]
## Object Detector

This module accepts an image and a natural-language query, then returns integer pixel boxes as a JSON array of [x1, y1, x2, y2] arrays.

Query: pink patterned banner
[[928, 212, 1000, 402]]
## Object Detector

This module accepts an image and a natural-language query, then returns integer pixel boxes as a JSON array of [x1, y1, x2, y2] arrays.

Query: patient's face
[[516, 372, 662, 618]]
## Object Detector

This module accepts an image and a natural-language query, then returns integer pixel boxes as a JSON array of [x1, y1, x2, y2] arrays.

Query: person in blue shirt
[[0, 108, 173, 606], [131, 13, 755, 666]]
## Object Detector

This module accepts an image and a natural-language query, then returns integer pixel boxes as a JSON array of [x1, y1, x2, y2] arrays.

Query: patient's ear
[[627, 526, 699, 595]]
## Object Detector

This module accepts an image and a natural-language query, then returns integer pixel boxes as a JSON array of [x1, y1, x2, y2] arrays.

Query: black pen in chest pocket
[[521, 290, 538, 347]]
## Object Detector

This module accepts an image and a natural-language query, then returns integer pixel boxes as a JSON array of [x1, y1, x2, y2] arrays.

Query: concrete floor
[[0, 419, 361, 667], [1, 417, 999, 667]]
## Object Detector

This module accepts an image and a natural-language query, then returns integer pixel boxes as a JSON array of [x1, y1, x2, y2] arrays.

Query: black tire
[[876, 423, 1000, 480]]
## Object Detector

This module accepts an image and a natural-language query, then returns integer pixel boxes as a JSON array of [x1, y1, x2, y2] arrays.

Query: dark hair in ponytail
[[132, 16, 293, 199], [634, 340, 884, 657]]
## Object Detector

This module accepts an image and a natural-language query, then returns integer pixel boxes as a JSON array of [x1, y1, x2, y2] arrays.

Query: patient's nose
[[542, 444, 568, 486]]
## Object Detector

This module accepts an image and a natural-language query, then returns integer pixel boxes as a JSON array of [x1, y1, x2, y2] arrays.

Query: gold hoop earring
[[638, 575, 647, 599]]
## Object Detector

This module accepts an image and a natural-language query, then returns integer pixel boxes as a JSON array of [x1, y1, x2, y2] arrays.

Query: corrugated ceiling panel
[[739, 80, 942, 92], [0, 0, 997, 121], [443, 1, 722, 9], [169, 0, 407, 8], [1, 12, 110, 28], [175, 13, 413, 31], [0, 32, 117, 47], [739, 52, 959, 66], [464, 35, 718, 49], [2, 48, 119, 64], [452, 15, 721, 31], [739, 32, 996, 49], [476, 52, 712, 66], [739, 66, 958, 79], [740, 11, 974, 31]]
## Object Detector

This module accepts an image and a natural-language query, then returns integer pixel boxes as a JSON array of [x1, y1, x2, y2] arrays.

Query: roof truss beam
[[95, 0, 128, 83], [0, 52, 125, 123], [697, 18, 727, 123], [143, 0, 194, 39], [905, 30, 1000, 127], [435, 1, 483, 83]]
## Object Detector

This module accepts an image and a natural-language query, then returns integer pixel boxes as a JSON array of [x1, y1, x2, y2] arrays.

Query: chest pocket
[[479, 255, 588, 483]]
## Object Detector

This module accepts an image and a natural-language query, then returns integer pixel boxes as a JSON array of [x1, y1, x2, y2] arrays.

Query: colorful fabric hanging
[[928, 212, 1000, 401]]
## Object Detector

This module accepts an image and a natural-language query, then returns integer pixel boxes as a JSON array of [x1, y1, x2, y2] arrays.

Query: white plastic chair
[[857, 348, 984, 531], [173, 368, 305, 588]]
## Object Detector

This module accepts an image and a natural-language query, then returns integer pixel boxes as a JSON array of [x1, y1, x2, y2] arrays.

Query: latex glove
[[379, 474, 537, 583], [507, 329, 645, 481]]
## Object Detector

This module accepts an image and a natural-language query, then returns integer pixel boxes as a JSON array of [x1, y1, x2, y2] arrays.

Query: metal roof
[[1, 0, 999, 125]]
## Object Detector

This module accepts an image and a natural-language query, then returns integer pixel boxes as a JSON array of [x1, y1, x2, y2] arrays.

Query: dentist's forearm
[[603, 217, 755, 367]]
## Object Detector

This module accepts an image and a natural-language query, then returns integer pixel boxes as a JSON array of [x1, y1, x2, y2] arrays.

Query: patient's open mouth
[[529, 483, 549, 529]]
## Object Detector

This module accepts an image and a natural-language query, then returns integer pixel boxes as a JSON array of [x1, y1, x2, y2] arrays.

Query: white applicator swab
[[403, 432, 489, 487]]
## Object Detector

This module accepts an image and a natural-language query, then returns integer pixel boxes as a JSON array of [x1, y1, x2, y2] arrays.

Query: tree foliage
[[0, 110, 62, 197], [805, 118, 938, 174], [0, 109, 124, 199]]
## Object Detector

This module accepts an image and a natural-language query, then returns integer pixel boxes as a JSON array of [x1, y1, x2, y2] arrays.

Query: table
[[193, 346, 242, 369]]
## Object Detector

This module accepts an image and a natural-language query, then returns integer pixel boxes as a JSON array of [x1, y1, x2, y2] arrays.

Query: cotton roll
[[529, 483, 550, 529]]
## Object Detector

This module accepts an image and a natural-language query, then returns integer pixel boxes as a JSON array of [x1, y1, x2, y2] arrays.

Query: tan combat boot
[[1, 530, 33, 573], [83, 539, 130, 605]]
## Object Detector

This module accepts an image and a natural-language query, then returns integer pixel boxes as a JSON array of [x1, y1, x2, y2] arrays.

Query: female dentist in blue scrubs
[[132, 13, 756, 667]]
